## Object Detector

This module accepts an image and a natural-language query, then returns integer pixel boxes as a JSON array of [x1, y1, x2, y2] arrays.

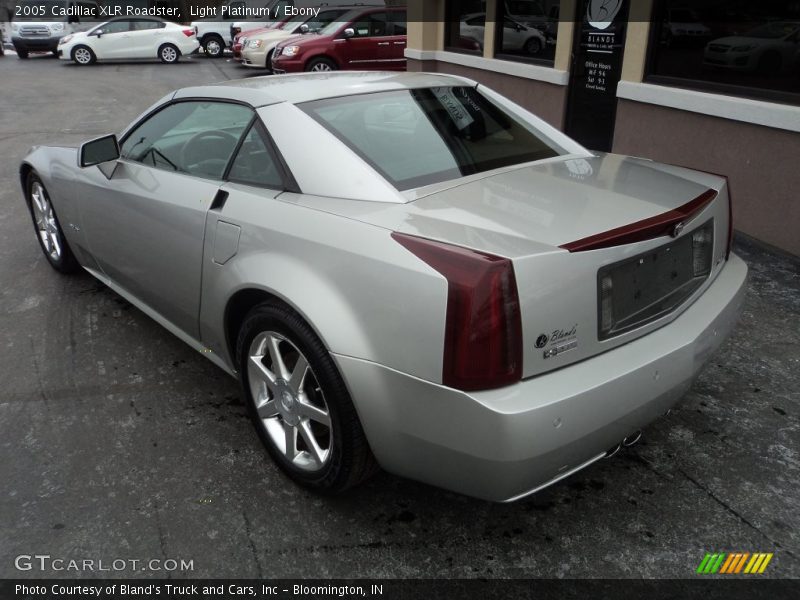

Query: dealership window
[[647, 0, 800, 105], [444, 0, 486, 55], [494, 0, 561, 64]]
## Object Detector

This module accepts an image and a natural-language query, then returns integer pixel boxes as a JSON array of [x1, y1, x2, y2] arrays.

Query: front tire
[[71, 45, 95, 65], [524, 37, 542, 55], [16, 47, 29, 59], [25, 172, 79, 274], [159, 43, 180, 64], [305, 57, 337, 72], [237, 302, 377, 493]]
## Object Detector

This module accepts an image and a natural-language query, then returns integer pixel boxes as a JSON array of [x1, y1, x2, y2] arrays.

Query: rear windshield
[[300, 87, 562, 190]]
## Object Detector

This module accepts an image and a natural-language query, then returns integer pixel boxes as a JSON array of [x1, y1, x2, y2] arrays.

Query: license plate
[[598, 221, 713, 339]]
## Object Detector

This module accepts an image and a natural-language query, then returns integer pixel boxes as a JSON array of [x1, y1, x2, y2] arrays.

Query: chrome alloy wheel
[[310, 62, 333, 71], [247, 331, 332, 471], [205, 38, 222, 56], [74, 47, 92, 64], [30, 182, 62, 261]]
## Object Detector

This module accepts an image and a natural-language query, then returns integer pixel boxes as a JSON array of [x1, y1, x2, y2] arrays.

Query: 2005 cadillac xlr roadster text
[[20, 72, 747, 502]]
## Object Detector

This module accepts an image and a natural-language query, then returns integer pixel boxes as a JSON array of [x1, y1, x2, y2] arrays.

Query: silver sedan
[[20, 72, 747, 502]]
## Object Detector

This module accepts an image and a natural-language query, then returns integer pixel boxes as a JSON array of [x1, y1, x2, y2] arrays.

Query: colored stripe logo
[[697, 552, 773, 574]]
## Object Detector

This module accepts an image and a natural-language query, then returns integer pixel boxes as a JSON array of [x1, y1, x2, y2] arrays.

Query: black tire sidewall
[[203, 36, 224, 57], [237, 303, 354, 491]]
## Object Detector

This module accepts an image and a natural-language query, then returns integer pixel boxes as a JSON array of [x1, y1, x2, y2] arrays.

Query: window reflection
[[649, 0, 800, 103], [496, 0, 560, 63]]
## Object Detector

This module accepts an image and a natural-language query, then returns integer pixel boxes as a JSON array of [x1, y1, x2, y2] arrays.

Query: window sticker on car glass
[[431, 88, 475, 131]]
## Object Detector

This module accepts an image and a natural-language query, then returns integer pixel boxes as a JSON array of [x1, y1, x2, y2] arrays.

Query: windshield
[[287, 9, 347, 33], [744, 22, 799, 39], [301, 87, 563, 190]]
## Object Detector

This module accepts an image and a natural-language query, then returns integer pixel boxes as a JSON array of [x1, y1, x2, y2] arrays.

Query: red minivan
[[271, 6, 407, 73]]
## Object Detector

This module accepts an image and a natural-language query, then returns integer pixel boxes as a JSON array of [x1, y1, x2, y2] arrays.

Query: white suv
[[11, 0, 100, 58]]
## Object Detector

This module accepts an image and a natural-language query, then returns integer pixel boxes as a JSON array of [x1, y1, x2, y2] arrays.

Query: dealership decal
[[542, 325, 578, 359]]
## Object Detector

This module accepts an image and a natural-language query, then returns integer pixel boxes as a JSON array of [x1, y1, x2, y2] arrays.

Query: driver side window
[[120, 101, 253, 180]]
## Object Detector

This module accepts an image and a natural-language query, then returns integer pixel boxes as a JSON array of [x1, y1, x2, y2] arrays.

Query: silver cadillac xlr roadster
[[20, 72, 747, 501]]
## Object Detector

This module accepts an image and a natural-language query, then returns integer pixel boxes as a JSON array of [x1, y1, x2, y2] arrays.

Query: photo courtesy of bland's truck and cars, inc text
[[0, 0, 798, 597]]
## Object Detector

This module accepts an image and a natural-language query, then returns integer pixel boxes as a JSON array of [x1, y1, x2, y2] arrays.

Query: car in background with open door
[[271, 5, 406, 73]]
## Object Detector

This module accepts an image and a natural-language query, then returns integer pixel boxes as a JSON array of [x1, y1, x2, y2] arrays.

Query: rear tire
[[71, 45, 95, 65], [25, 172, 80, 274], [202, 35, 224, 58], [305, 57, 337, 72], [159, 43, 180, 64], [237, 301, 378, 493]]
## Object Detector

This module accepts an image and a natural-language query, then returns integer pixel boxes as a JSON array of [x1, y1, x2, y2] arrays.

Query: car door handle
[[210, 190, 229, 211], [394, 41, 406, 45], [377, 42, 390, 46]]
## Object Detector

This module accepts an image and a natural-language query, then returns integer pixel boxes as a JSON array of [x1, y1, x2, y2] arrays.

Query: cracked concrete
[[0, 54, 798, 579]]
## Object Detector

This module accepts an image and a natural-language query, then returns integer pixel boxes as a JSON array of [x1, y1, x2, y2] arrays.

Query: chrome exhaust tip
[[604, 442, 622, 458], [623, 431, 642, 447]]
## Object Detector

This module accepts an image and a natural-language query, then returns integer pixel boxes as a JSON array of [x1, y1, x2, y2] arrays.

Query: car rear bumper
[[334, 253, 748, 502]]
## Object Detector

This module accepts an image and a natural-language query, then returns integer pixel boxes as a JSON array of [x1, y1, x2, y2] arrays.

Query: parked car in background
[[272, 6, 406, 73], [19, 73, 746, 502], [228, 0, 385, 49], [462, 12, 546, 56], [57, 17, 199, 65], [11, 0, 99, 58], [703, 21, 800, 74], [241, 6, 351, 70], [662, 7, 712, 47], [191, 0, 292, 57]]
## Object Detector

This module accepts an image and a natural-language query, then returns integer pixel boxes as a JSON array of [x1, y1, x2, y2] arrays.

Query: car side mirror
[[93, 29, 103, 37], [299, 24, 309, 34], [79, 134, 120, 178], [342, 28, 355, 39]]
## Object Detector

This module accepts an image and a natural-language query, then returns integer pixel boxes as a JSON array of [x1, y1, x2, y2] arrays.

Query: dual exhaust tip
[[604, 430, 642, 458]]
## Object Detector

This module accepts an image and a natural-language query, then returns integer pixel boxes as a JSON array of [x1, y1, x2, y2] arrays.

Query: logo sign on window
[[587, 0, 624, 30], [431, 88, 475, 131]]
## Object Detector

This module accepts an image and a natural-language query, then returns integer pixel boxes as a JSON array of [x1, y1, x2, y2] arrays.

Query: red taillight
[[392, 233, 523, 391], [182, 29, 195, 37]]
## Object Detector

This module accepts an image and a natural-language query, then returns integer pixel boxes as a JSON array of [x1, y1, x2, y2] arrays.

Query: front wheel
[[159, 44, 180, 64], [524, 37, 542, 55], [72, 45, 95, 65], [305, 57, 337, 72], [26, 172, 79, 273], [237, 302, 377, 493], [17, 48, 29, 59]]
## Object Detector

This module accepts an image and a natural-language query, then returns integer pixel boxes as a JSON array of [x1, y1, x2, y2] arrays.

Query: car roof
[[172, 72, 478, 107]]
